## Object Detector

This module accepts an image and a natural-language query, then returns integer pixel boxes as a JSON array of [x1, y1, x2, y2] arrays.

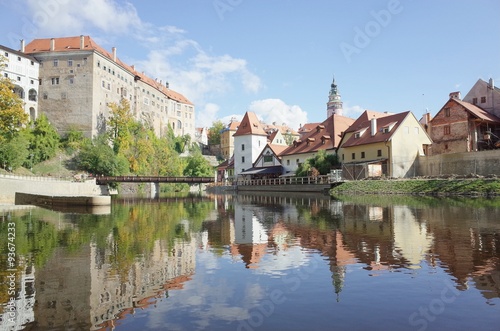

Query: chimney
[[20, 39, 25, 53], [370, 117, 377, 136], [449, 91, 461, 100], [489, 78, 495, 89], [166, 81, 169, 88], [131, 64, 135, 71], [112, 47, 117, 62], [50, 38, 55, 51], [80, 35, 84, 49]]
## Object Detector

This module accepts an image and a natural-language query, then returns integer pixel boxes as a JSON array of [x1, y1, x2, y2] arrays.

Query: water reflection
[[0, 194, 499, 330]]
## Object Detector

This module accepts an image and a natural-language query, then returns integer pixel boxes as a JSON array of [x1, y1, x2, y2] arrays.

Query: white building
[[1, 43, 40, 120], [232, 111, 268, 176]]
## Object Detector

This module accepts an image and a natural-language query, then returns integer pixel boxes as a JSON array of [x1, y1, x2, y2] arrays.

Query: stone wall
[[0, 175, 109, 204], [417, 150, 500, 176]]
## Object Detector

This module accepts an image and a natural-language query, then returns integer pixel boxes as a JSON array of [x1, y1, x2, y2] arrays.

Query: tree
[[77, 134, 129, 176], [183, 149, 214, 177], [0, 57, 29, 139], [0, 133, 30, 170], [107, 98, 134, 154], [28, 114, 60, 164], [208, 120, 225, 145], [295, 150, 339, 177]]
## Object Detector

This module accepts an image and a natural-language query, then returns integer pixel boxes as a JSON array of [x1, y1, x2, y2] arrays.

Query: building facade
[[23, 36, 194, 138], [1, 43, 39, 120], [463, 78, 500, 119]]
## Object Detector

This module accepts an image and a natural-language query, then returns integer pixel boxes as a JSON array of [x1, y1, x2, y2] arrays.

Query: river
[[1, 192, 499, 331]]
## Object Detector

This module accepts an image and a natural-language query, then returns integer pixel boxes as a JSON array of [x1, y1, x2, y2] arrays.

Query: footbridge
[[95, 176, 214, 185]]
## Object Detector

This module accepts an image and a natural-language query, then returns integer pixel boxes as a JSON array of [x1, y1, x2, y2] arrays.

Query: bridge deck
[[95, 176, 214, 185]]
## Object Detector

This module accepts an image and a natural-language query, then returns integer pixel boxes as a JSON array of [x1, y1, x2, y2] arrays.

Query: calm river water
[[1, 192, 499, 331]]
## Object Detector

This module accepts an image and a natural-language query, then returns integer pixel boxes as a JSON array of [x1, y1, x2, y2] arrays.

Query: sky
[[1, 0, 499, 130]]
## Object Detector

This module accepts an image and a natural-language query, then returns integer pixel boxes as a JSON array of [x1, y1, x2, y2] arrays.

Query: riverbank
[[330, 178, 500, 197]]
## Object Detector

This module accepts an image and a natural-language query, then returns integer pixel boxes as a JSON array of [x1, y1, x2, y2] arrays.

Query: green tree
[[208, 120, 225, 145], [0, 132, 30, 170], [29, 114, 60, 163], [77, 134, 129, 176], [60, 127, 86, 153], [183, 149, 214, 177], [295, 150, 339, 176]]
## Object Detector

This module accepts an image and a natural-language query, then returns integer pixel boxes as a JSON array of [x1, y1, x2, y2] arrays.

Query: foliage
[[28, 114, 60, 164], [61, 126, 87, 153], [76, 134, 129, 176], [0, 57, 29, 139], [208, 120, 225, 145], [330, 178, 500, 197], [107, 99, 134, 154], [183, 149, 215, 177], [0, 131, 30, 170], [295, 150, 339, 176]]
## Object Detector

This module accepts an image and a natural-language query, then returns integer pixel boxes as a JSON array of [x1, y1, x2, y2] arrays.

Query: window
[[352, 153, 355, 160], [28, 89, 37, 101], [69, 77, 74, 84], [296, 159, 300, 165], [342, 154, 344, 160], [17, 56, 21, 61], [30, 61, 34, 66], [481, 96, 486, 103], [414, 127, 419, 135], [17, 76, 21, 81], [377, 149, 382, 157], [53, 59, 58, 67], [264, 155, 273, 163], [4, 52, 8, 57], [67, 60, 73, 67], [287, 160, 290, 165], [472, 97, 478, 104], [444, 107, 450, 117], [30, 79, 34, 84], [3, 73, 7, 78], [51, 77, 59, 85], [241, 156, 245, 163], [444, 125, 451, 135], [242, 144, 245, 151], [361, 152, 365, 159]]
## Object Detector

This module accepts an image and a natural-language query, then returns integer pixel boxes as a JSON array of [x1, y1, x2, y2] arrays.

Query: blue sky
[[1, 0, 499, 130]]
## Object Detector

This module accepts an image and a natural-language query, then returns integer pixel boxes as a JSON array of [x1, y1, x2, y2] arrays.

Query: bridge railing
[[236, 175, 336, 186]]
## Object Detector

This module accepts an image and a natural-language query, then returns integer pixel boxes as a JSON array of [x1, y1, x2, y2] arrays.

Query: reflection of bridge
[[95, 176, 214, 185]]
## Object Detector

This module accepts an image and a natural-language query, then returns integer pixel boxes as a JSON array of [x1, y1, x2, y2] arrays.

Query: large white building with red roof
[[23, 35, 194, 138]]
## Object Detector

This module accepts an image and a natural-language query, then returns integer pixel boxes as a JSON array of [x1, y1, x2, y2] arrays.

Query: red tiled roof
[[298, 122, 320, 134], [233, 111, 267, 137], [341, 111, 411, 148], [344, 110, 390, 133], [280, 114, 355, 156], [25, 36, 192, 105], [454, 99, 500, 123], [227, 120, 241, 131], [269, 143, 288, 155]]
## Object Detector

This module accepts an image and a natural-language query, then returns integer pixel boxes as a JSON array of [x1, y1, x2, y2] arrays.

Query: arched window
[[13, 85, 24, 99], [28, 89, 37, 101], [177, 120, 182, 129]]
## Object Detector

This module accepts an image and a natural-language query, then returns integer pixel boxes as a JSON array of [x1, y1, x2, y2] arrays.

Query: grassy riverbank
[[330, 178, 500, 197]]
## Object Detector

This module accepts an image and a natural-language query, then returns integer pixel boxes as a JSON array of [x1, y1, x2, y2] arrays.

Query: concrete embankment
[[0, 174, 111, 205]]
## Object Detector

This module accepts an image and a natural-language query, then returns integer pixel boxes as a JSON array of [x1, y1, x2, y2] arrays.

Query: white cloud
[[22, 0, 264, 128], [197, 103, 221, 128], [25, 0, 143, 36], [342, 103, 365, 117], [247, 99, 308, 130]]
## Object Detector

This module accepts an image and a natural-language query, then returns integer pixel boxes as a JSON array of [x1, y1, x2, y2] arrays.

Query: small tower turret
[[327, 76, 343, 117]]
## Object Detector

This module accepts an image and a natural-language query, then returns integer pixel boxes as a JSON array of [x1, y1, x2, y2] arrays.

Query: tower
[[327, 76, 343, 117]]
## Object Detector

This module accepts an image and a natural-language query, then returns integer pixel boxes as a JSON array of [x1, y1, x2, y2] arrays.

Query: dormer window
[[382, 122, 397, 133], [354, 128, 367, 138], [316, 125, 325, 132]]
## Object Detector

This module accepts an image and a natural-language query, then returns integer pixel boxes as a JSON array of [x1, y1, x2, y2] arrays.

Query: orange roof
[[298, 122, 320, 134], [280, 114, 354, 156], [269, 143, 288, 155], [454, 99, 500, 123], [341, 111, 412, 148], [25, 35, 192, 105], [233, 111, 267, 137]]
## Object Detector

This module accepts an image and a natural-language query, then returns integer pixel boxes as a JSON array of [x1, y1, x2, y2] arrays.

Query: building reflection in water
[[2, 194, 499, 330]]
